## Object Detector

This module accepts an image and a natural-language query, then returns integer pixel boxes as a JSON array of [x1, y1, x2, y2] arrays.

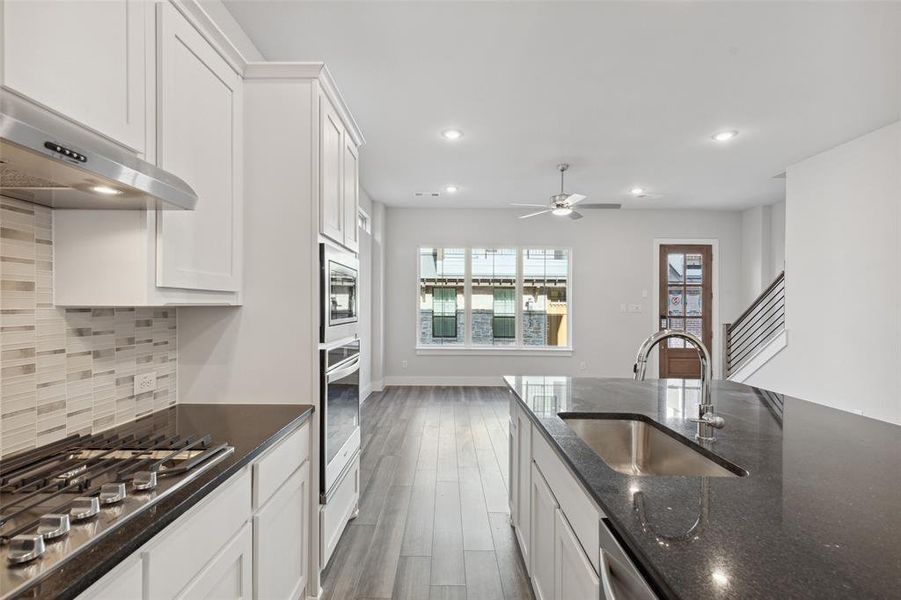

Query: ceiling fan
[[511, 163, 621, 220]]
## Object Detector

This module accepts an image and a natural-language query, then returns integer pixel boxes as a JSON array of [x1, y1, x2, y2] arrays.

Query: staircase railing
[[723, 271, 785, 377]]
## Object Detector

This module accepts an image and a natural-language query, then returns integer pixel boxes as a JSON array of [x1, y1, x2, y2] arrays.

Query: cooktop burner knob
[[36, 514, 71, 540], [69, 496, 100, 521], [7, 534, 45, 565], [132, 470, 158, 491], [99, 482, 127, 505]]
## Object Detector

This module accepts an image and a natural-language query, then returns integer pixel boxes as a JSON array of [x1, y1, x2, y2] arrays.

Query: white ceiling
[[224, 1, 901, 210]]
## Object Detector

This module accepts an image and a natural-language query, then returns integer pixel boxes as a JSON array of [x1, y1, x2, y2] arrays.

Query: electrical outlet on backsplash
[[0, 196, 178, 457]]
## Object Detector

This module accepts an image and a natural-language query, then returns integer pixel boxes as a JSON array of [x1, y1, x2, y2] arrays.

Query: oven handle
[[327, 356, 361, 383]]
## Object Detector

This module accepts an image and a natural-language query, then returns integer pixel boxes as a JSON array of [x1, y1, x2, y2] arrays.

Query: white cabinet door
[[78, 557, 142, 600], [253, 464, 309, 600], [176, 523, 253, 600], [515, 406, 532, 572], [1, 0, 149, 152], [555, 510, 600, 600], [156, 2, 243, 292], [320, 96, 345, 246], [342, 138, 359, 252], [530, 463, 557, 600]]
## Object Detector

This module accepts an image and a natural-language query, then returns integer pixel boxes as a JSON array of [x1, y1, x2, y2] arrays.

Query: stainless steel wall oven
[[320, 338, 361, 500], [320, 243, 359, 343]]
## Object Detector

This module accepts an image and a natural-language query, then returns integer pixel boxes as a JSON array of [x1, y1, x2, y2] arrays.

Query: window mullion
[[464, 247, 473, 347], [516, 248, 524, 348]]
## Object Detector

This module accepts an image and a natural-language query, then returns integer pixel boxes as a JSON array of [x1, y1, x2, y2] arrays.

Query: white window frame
[[416, 245, 573, 355]]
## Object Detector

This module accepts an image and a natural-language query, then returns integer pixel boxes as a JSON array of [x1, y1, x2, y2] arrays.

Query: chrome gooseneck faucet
[[633, 329, 725, 442]]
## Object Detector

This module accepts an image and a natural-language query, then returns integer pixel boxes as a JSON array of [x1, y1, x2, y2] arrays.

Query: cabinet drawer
[[145, 468, 251, 599], [78, 556, 142, 600], [532, 428, 601, 574], [253, 422, 310, 510], [320, 453, 359, 567]]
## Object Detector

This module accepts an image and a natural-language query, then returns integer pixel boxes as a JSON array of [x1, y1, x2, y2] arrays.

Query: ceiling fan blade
[[579, 203, 622, 209], [565, 194, 587, 205], [568, 210, 584, 220], [510, 203, 549, 208], [519, 209, 550, 220]]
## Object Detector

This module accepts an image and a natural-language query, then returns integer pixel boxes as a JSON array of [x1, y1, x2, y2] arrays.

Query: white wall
[[747, 122, 901, 424], [769, 200, 786, 278], [369, 200, 387, 393], [740, 205, 771, 306], [384, 208, 743, 385], [738, 200, 786, 310], [357, 188, 373, 399], [201, 0, 264, 61]]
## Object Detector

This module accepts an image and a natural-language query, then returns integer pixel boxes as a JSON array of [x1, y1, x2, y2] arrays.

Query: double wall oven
[[319, 242, 361, 500]]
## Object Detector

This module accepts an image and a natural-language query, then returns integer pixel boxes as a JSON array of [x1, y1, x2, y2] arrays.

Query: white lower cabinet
[[510, 401, 532, 573], [511, 401, 656, 600], [77, 421, 311, 600], [555, 510, 600, 600], [530, 463, 558, 600], [79, 556, 143, 600], [253, 465, 309, 600], [176, 523, 253, 600]]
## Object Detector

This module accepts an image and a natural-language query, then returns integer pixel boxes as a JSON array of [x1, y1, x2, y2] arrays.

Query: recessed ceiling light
[[712, 130, 738, 142], [445, 185, 459, 193], [630, 187, 645, 196], [441, 129, 463, 141], [552, 207, 572, 216], [91, 185, 121, 195]]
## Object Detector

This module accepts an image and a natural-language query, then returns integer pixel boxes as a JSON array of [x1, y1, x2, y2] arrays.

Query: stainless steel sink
[[560, 416, 746, 477]]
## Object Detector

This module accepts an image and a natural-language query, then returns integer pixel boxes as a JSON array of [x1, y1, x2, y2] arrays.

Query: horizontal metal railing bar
[[728, 308, 785, 358], [728, 271, 785, 333], [728, 293, 785, 346], [729, 318, 785, 369], [728, 285, 785, 339], [728, 314, 785, 362]]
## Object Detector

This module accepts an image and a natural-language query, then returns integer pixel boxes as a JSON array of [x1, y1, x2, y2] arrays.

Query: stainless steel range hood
[[0, 91, 197, 210]]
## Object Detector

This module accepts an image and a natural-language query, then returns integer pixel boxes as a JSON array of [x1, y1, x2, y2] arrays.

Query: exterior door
[[658, 245, 713, 378]]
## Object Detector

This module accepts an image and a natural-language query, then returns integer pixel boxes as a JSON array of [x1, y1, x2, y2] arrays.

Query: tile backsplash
[[1, 197, 177, 457]]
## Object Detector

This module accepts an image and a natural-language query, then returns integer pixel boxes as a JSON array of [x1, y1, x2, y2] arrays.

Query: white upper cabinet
[[320, 96, 345, 245], [1, 0, 150, 153], [319, 90, 362, 253], [342, 138, 359, 253], [156, 2, 243, 292], [52, 1, 244, 306]]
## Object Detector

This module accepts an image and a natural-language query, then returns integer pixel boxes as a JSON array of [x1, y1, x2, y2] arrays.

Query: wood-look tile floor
[[321, 386, 534, 600]]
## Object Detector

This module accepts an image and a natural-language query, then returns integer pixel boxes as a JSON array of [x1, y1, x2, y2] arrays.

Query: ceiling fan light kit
[[514, 163, 619, 220]]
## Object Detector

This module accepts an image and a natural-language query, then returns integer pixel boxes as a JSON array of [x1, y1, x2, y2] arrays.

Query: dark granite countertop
[[14, 403, 313, 600], [504, 376, 900, 600]]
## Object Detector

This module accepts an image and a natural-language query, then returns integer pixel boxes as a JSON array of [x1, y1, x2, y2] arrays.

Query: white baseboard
[[384, 375, 506, 387], [729, 329, 788, 383], [371, 379, 385, 392]]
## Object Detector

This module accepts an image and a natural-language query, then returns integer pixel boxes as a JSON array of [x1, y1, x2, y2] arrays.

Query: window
[[417, 247, 572, 350], [472, 248, 516, 346], [419, 248, 465, 345], [432, 288, 457, 338], [523, 249, 569, 347], [358, 209, 371, 234]]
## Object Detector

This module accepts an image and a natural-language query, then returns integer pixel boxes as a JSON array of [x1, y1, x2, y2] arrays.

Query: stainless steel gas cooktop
[[0, 428, 233, 599]]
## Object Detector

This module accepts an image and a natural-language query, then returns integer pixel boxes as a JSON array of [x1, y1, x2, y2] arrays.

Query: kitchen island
[[505, 376, 900, 599]]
